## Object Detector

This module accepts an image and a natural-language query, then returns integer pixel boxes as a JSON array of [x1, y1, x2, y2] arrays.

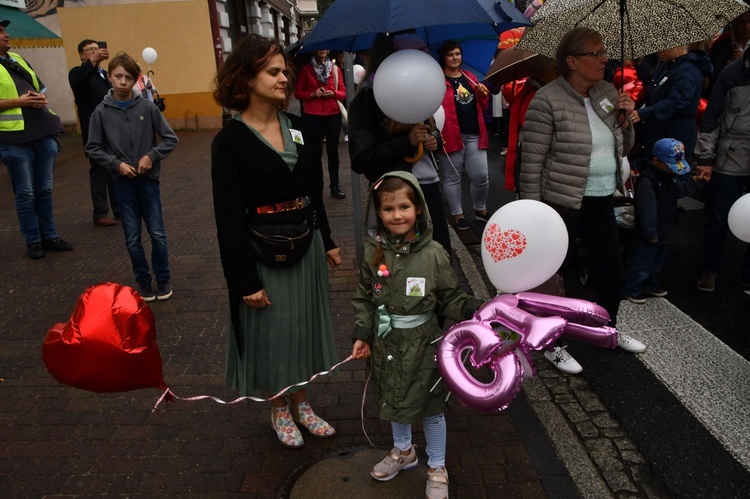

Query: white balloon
[[621, 156, 631, 185], [373, 50, 445, 124], [728, 193, 750, 243], [352, 64, 365, 85], [480, 200, 568, 293], [142, 47, 158, 65], [433, 105, 445, 132]]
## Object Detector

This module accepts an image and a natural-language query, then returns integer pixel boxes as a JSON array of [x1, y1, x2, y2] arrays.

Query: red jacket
[[440, 69, 489, 153], [294, 62, 346, 116], [502, 78, 539, 191]]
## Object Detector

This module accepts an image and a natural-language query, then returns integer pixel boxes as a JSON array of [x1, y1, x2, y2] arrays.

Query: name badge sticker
[[406, 277, 426, 297], [599, 98, 614, 114], [290, 129, 304, 145]]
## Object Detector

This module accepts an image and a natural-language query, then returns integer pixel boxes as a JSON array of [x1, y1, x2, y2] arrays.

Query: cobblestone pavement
[[0, 130, 667, 497]]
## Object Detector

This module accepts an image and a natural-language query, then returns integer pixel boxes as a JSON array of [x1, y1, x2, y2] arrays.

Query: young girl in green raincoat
[[352, 171, 482, 499]]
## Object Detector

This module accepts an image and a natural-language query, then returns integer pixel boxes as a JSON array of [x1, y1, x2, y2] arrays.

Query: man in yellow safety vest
[[0, 18, 71, 259]]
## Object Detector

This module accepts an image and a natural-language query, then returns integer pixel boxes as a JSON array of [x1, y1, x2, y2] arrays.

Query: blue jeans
[[624, 241, 670, 296], [0, 136, 59, 245], [113, 176, 170, 284], [701, 172, 750, 278]]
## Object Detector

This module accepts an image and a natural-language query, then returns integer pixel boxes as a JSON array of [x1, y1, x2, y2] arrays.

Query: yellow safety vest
[[0, 52, 41, 132]]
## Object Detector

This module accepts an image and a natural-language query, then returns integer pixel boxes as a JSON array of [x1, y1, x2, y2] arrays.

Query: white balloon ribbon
[[152, 355, 354, 412]]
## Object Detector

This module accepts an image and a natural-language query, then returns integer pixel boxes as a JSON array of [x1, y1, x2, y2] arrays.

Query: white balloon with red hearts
[[480, 200, 568, 293]]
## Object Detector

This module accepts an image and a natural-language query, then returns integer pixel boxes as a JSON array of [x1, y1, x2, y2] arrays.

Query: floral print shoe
[[271, 405, 304, 449], [291, 400, 336, 438]]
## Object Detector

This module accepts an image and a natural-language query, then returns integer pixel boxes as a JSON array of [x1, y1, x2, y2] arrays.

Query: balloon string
[[152, 355, 354, 412], [360, 370, 375, 446], [441, 144, 460, 177]]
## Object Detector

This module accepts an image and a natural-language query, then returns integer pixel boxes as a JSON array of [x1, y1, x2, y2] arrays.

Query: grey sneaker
[[156, 280, 173, 301], [138, 281, 156, 302], [370, 445, 418, 482], [697, 271, 716, 292]]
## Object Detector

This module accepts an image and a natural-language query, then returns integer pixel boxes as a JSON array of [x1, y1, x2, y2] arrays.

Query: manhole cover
[[280, 446, 446, 498]]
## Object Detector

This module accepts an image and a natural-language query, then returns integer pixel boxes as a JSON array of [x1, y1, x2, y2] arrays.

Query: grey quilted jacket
[[519, 76, 635, 210]]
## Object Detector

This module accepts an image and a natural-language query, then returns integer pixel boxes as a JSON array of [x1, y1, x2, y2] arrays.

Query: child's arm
[[674, 173, 696, 200], [351, 252, 377, 356], [434, 247, 483, 321], [145, 107, 179, 165], [85, 108, 128, 175]]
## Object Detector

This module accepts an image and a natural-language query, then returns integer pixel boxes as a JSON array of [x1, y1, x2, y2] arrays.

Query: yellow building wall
[[57, 0, 222, 129]]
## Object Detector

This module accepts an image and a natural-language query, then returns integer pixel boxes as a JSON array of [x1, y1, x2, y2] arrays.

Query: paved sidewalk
[[0, 130, 653, 497]]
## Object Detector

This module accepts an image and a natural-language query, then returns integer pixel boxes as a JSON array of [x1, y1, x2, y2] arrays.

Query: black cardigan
[[211, 114, 336, 350]]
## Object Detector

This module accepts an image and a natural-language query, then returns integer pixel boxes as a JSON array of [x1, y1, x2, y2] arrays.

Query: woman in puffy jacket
[[520, 28, 645, 373]]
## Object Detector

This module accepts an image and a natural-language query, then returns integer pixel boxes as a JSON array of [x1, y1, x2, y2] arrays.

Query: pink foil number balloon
[[437, 293, 618, 412]]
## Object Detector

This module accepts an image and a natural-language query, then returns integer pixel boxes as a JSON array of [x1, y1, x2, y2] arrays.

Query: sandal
[[291, 400, 336, 438], [370, 445, 418, 481], [271, 405, 304, 449], [425, 466, 449, 499]]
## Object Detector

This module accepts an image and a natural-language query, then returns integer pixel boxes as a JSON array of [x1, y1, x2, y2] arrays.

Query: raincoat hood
[[677, 50, 713, 78], [365, 171, 434, 252]]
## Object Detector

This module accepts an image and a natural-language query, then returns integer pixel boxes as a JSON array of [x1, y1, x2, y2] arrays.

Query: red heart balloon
[[483, 224, 528, 262], [42, 282, 167, 393]]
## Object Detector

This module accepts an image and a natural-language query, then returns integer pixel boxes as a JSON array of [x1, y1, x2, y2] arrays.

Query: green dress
[[224, 113, 338, 396]]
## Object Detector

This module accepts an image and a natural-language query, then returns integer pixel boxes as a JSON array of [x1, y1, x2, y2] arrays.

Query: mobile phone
[[97, 41, 107, 49]]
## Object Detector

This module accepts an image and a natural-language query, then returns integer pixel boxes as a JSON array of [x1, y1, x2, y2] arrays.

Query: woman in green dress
[[211, 34, 342, 449]]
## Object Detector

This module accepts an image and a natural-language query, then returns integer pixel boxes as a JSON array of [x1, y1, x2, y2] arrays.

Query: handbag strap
[[332, 61, 339, 91]]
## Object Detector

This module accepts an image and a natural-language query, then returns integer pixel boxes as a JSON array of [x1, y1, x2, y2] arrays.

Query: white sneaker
[[617, 332, 646, 353], [543, 346, 582, 374]]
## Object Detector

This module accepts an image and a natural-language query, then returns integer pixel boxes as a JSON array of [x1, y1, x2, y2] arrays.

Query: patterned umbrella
[[516, 0, 749, 60]]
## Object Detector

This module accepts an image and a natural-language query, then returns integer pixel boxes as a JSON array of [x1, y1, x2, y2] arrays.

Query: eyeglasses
[[573, 49, 608, 60], [82, 47, 97, 53]]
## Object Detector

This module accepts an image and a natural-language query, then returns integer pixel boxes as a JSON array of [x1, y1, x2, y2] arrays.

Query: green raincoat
[[352, 171, 482, 424]]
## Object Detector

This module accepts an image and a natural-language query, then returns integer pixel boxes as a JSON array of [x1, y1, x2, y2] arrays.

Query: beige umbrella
[[484, 49, 556, 86]]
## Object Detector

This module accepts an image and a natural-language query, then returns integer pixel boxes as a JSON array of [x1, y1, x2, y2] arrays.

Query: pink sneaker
[[370, 445, 418, 481]]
